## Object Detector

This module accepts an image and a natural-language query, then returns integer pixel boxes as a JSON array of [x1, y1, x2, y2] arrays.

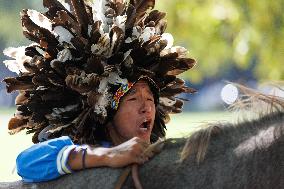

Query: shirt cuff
[[57, 145, 77, 175]]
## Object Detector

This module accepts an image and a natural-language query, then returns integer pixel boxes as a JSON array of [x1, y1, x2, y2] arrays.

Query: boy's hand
[[105, 137, 150, 168]]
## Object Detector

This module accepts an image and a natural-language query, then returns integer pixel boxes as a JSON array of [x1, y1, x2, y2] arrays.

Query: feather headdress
[[3, 0, 196, 144]]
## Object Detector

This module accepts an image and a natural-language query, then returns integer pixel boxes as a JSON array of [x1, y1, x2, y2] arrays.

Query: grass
[[0, 109, 235, 182]]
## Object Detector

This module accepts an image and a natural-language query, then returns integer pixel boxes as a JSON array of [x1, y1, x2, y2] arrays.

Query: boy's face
[[112, 81, 156, 142]]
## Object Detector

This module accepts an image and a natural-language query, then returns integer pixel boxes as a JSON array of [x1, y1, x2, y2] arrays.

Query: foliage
[[1, 0, 283, 83], [0, 0, 42, 46], [156, 0, 284, 83]]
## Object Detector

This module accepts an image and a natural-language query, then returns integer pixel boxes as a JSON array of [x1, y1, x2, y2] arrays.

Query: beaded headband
[[111, 82, 134, 110], [111, 76, 159, 110]]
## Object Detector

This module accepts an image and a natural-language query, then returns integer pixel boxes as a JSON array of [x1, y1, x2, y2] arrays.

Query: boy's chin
[[137, 134, 151, 142]]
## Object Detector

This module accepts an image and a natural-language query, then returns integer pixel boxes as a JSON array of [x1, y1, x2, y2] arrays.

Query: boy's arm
[[68, 137, 150, 170]]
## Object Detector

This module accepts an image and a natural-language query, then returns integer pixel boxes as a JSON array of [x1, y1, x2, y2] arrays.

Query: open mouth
[[139, 119, 151, 132]]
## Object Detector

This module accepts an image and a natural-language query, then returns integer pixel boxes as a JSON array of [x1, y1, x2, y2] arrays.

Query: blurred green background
[[0, 0, 283, 182], [159, 0, 284, 83], [1, 0, 284, 84], [1, 0, 284, 110]]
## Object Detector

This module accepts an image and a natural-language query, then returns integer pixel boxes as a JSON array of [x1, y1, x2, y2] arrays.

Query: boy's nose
[[139, 100, 152, 114]]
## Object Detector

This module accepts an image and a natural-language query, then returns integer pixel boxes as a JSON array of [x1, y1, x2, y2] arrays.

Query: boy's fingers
[[137, 140, 150, 148], [145, 151, 154, 158], [135, 154, 148, 164]]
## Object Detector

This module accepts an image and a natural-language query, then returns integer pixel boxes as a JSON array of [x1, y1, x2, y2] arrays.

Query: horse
[[1, 85, 283, 189]]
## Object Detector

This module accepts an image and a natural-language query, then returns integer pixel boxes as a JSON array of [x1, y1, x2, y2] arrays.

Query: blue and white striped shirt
[[16, 136, 111, 182]]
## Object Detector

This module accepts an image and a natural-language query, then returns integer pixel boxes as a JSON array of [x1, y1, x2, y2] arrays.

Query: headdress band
[[111, 82, 134, 110], [111, 76, 160, 110]]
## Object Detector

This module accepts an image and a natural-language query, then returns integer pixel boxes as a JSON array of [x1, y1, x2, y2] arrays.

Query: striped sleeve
[[16, 136, 76, 182], [56, 144, 77, 175]]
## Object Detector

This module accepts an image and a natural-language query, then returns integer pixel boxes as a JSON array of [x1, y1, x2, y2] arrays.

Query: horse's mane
[[180, 83, 284, 163]]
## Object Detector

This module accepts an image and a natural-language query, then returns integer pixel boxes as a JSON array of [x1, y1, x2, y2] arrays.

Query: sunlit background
[[0, 0, 283, 182]]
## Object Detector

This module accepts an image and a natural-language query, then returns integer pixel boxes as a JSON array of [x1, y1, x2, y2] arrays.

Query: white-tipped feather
[[53, 26, 74, 45], [94, 90, 111, 117], [35, 46, 45, 56], [92, 0, 107, 22], [57, 48, 72, 62], [107, 72, 128, 85], [4, 46, 25, 59], [140, 27, 156, 42], [88, 24, 92, 37], [113, 15, 127, 31], [123, 50, 132, 60], [96, 72, 127, 114], [123, 50, 133, 68], [161, 33, 174, 49], [98, 72, 127, 93], [98, 77, 108, 93], [57, 0, 71, 12], [125, 26, 142, 43], [3, 60, 28, 74], [3, 46, 31, 74], [27, 9, 53, 31], [125, 37, 132, 43], [91, 33, 111, 57], [159, 97, 176, 106], [124, 26, 156, 44], [92, 0, 111, 32], [52, 104, 79, 117], [160, 46, 188, 58]]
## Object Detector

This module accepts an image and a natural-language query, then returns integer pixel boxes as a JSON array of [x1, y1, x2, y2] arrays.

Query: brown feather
[[53, 10, 81, 35], [71, 36, 89, 51], [155, 19, 167, 34], [22, 31, 40, 44], [84, 56, 104, 74], [43, 0, 68, 11], [8, 117, 28, 131], [109, 26, 124, 54], [65, 73, 101, 94], [125, 4, 136, 31], [46, 73, 65, 87], [87, 91, 100, 107], [166, 58, 196, 76], [130, 0, 155, 20], [21, 9, 58, 47], [3, 77, 34, 93], [23, 62, 39, 73], [161, 87, 186, 97], [145, 20, 155, 27], [25, 46, 43, 57], [144, 37, 167, 55], [15, 91, 29, 105], [32, 74, 51, 87], [112, 0, 125, 16], [70, 0, 89, 36], [90, 21, 102, 44], [50, 60, 66, 76], [145, 10, 166, 26]]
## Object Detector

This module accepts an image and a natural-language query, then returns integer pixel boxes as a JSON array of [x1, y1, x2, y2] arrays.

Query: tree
[[1, 0, 283, 83], [156, 0, 284, 83]]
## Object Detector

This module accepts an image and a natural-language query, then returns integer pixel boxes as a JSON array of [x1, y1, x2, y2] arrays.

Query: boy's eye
[[148, 98, 154, 102], [128, 98, 136, 101]]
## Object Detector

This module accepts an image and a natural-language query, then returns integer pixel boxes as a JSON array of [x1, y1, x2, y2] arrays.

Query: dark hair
[[150, 108, 167, 142]]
